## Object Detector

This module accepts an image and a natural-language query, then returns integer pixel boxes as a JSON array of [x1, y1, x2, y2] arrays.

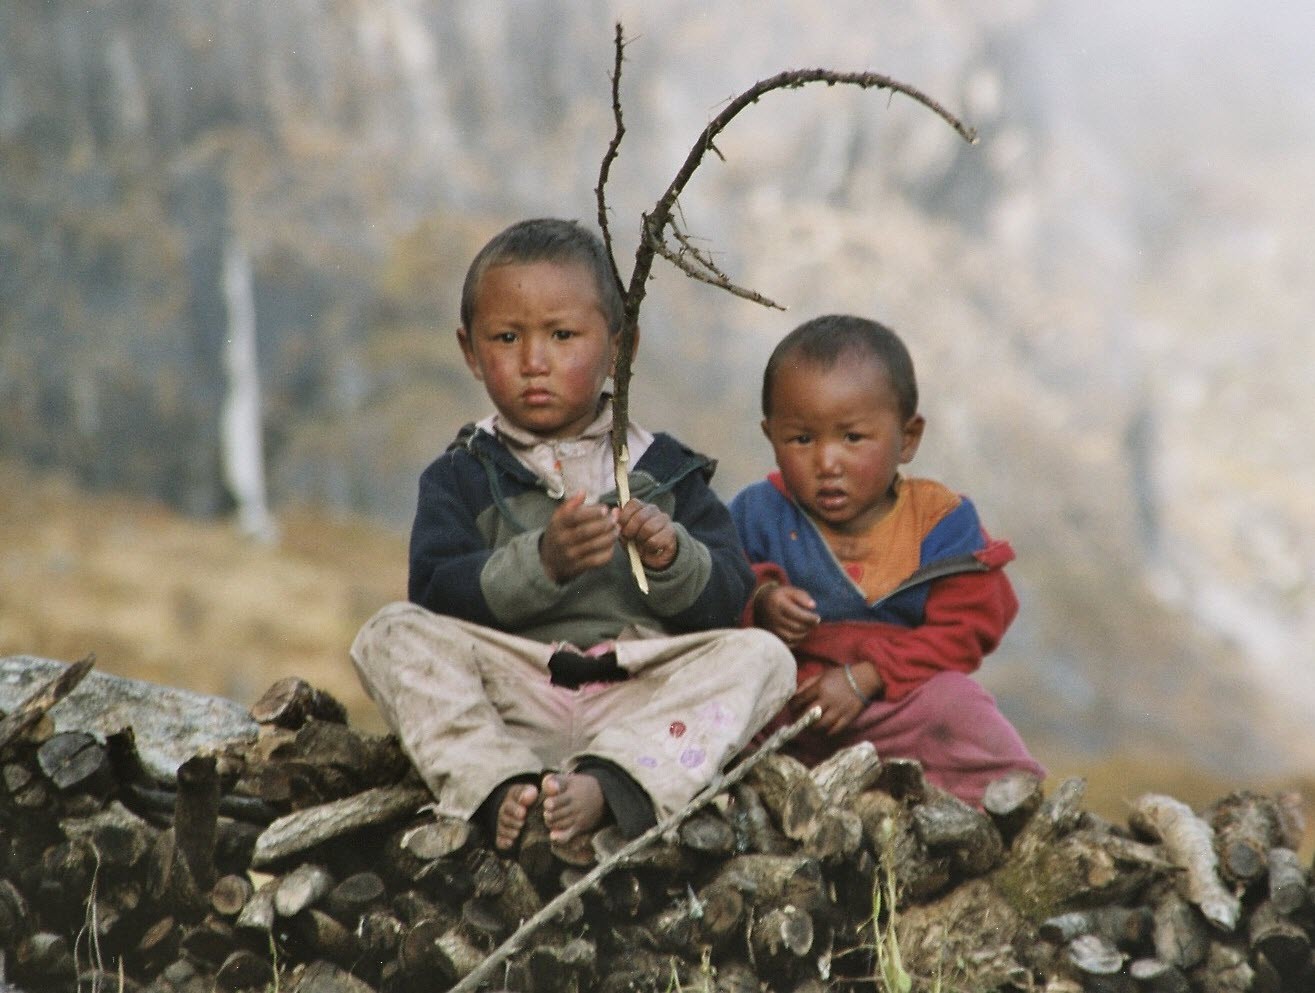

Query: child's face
[[458, 261, 620, 439], [762, 352, 924, 534]]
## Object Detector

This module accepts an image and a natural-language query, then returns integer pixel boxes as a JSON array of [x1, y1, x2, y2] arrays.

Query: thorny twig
[[596, 24, 978, 583], [446, 705, 823, 993]]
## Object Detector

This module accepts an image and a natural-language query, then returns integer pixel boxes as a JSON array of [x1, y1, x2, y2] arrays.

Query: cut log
[[288, 906, 356, 965], [912, 787, 1005, 876], [743, 752, 824, 840], [36, 730, 112, 796], [894, 878, 1031, 992], [59, 798, 156, 870], [1066, 932, 1124, 974], [209, 873, 254, 918], [174, 752, 220, 891], [287, 959, 378, 993], [808, 741, 881, 807], [1151, 887, 1210, 970], [1207, 790, 1282, 884], [982, 769, 1045, 842], [851, 787, 953, 903], [399, 814, 472, 861], [707, 853, 828, 915], [725, 782, 792, 855], [251, 784, 429, 867], [249, 675, 349, 728], [1265, 845, 1308, 914], [1128, 957, 1191, 993], [1039, 905, 1152, 950], [0, 655, 94, 752], [1247, 899, 1311, 976], [527, 937, 597, 993], [872, 756, 928, 803], [214, 948, 273, 991], [324, 870, 387, 923], [146, 827, 207, 922], [234, 878, 278, 935], [1190, 941, 1254, 993], [992, 827, 1171, 923], [748, 904, 815, 966], [678, 807, 737, 857], [274, 862, 335, 917], [1130, 793, 1240, 931]]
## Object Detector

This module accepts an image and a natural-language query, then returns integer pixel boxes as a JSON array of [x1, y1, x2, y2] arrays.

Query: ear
[[899, 413, 926, 463], [457, 326, 483, 380], [760, 418, 773, 442]]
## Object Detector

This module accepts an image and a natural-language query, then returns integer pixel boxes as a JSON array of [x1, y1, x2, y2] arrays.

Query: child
[[351, 218, 796, 857], [729, 314, 1044, 807]]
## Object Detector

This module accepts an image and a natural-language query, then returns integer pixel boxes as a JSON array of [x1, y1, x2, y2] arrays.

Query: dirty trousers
[[350, 602, 797, 823]]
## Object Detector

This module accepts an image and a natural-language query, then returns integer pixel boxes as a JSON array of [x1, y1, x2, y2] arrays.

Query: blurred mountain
[[2, 2, 1312, 786]]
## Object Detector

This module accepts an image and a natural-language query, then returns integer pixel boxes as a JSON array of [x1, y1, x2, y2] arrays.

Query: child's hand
[[791, 664, 874, 736], [540, 491, 620, 583], [616, 499, 678, 571], [754, 584, 820, 646]]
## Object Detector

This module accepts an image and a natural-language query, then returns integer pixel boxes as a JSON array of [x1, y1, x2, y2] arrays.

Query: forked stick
[[595, 24, 977, 591]]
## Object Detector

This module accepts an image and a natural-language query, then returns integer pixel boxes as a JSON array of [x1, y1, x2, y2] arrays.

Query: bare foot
[[541, 772, 606, 843], [494, 782, 539, 851]]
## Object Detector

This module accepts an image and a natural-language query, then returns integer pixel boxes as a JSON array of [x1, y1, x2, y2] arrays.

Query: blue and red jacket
[[729, 472, 1018, 701]]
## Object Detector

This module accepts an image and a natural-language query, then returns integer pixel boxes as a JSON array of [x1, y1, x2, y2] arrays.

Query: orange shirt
[[811, 477, 962, 603]]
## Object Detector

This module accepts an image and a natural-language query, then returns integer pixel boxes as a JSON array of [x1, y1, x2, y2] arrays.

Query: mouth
[[813, 488, 848, 512], [520, 388, 554, 405]]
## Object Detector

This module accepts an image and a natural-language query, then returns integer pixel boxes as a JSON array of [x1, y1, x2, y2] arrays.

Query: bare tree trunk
[[221, 233, 276, 542]]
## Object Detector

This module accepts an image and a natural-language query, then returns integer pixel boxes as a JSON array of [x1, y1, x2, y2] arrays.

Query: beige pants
[[350, 601, 796, 822]]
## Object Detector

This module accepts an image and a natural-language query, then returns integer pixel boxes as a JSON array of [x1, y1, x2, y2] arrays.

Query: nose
[[814, 441, 842, 476], [519, 336, 549, 376]]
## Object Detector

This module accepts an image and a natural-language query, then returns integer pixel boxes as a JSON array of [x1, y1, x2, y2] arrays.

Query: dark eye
[[494, 331, 518, 344], [552, 328, 575, 341], [845, 432, 865, 443], [788, 433, 812, 445]]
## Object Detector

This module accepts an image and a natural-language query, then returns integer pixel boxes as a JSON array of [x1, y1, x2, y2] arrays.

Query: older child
[[351, 218, 795, 857], [730, 315, 1044, 807]]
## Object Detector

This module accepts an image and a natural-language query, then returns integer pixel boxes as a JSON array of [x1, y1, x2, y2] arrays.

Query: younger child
[[351, 218, 795, 857], [730, 314, 1044, 807]]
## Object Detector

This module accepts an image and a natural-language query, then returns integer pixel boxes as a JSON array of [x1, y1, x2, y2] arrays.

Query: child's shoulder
[[634, 432, 716, 482]]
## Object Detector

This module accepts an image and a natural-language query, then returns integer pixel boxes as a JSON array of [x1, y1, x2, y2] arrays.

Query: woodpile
[[1, 660, 1312, 993]]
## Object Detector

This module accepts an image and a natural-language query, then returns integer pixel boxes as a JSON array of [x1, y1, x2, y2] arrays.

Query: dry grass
[[0, 457, 401, 733]]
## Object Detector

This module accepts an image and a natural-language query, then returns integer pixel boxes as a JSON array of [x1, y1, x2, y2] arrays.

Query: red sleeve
[[792, 566, 1018, 701]]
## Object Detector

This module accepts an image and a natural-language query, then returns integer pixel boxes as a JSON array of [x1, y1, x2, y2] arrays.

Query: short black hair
[[762, 314, 918, 420], [460, 218, 625, 334]]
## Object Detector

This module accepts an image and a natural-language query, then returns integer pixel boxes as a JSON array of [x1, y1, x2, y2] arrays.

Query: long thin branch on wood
[[446, 704, 823, 993], [599, 23, 978, 584]]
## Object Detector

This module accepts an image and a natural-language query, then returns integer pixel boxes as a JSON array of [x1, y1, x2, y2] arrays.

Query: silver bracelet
[[843, 664, 871, 705]]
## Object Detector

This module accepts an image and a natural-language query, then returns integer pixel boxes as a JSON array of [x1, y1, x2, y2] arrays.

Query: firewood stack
[[1, 664, 1312, 993]]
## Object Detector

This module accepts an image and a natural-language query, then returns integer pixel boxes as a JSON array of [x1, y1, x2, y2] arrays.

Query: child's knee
[[732, 627, 797, 700], [914, 670, 992, 729]]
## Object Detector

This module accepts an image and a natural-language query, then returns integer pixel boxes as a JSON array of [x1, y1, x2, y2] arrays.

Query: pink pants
[[776, 670, 1045, 808]]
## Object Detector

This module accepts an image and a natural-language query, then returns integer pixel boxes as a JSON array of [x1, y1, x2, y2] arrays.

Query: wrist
[[844, 662, 883, 704], [751, 581, 780, 625]]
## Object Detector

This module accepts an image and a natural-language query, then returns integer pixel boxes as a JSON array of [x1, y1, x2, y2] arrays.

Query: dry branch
[[593, 23, 978, 587]]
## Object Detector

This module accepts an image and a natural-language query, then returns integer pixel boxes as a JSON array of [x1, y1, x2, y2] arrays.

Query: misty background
[[2, 2, 1312, 801]]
